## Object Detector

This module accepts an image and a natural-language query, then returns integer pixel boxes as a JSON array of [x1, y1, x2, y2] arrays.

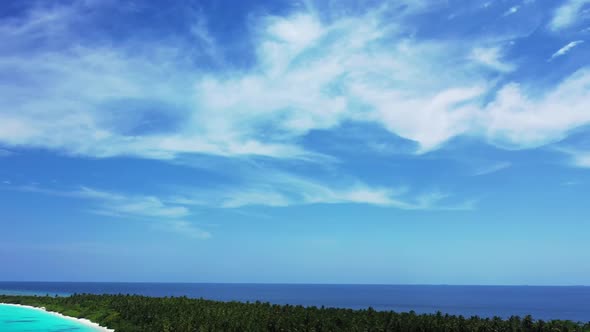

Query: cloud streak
[[8, 184, 210, 239], [473, 161, 512, 176], [556, 147, 590, 168], [169, 171, 475, 211], [4, 172, 473, 241], [549, 41, 584, 60]]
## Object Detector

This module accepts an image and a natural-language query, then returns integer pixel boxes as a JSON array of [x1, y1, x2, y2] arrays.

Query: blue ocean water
[[1, 282, 589, 323], [0, 304, 100, 332]]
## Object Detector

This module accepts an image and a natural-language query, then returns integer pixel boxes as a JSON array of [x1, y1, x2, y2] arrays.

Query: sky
[[1, 0, 590, 285]]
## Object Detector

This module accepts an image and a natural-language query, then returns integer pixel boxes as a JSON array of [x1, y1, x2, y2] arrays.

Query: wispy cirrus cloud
[[473, 161, 512, 176], [556, 147, 590, 168], [169, 170, 475, 211], [11, 184, 188, 219], [549, 41, 584, 60], [7, 184, 210, 239], [469, 46, 515, 73], [4, 172, 473, 241]]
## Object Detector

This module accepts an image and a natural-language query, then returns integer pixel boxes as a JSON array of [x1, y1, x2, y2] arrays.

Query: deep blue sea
[[1, 282, 589, 323]]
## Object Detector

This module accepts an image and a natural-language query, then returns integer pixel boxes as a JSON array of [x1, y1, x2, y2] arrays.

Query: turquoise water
[[0, 304, 100, 332]]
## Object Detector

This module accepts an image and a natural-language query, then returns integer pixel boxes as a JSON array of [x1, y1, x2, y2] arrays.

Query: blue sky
[[1, 0, 590, 285]]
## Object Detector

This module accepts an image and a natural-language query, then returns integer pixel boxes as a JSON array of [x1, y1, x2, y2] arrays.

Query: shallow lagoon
[[0, 304, 100, 332]]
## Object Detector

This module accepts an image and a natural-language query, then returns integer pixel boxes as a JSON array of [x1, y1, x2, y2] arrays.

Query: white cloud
[[503, 6, 520, 16], [0, 2, 481, 157], [1, 1, 590, 161], [221, 190, 292, 208], [469, 47, 515, 72], [549, 40, 584, 60], [161, 220, 211, 240], [550, 0, 590, 31], [483, 69, 590, 147], [0, 3, 314, 160], [172, 171, 474, 211], [91, 195, 189, 219], [8, 174, 473, 242], [557, 147, 590, 167], [15, 185, 190, 219]]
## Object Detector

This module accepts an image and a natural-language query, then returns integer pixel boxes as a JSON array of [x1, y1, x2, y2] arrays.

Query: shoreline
[[0, 303, 114, 332]]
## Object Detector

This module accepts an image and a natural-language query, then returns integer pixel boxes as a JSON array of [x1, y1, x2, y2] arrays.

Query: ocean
[[0, 304, 100, 332], [1, 282, 589, 323]]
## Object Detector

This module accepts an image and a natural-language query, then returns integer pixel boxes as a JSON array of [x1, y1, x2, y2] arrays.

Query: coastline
[[0, 303, 114, 332]]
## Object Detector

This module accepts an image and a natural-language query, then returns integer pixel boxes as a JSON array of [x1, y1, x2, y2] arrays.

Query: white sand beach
[[0, 303, 115, 332]]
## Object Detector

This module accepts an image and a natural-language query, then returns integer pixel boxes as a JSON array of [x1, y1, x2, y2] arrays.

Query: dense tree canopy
[[1, 294, 589, 332]]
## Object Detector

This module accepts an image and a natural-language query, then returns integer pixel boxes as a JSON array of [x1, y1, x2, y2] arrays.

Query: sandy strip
[[0, 303, 115, 332]]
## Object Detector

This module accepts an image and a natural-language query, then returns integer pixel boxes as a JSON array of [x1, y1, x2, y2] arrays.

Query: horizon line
[[1, 281, 588, 287]]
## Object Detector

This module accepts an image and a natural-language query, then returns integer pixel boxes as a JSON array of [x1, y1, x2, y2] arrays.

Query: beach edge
[[0, 303, 115, 332]]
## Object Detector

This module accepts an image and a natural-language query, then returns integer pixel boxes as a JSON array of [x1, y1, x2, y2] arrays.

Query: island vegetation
[[1, 294, 589, 332]]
